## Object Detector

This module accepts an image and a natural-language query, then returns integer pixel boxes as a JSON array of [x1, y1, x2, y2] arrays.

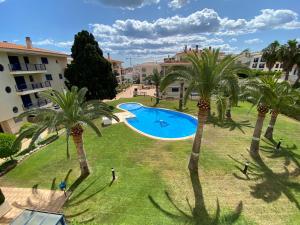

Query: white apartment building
[[0, 37, 68, 134], [239, 52, 298, 83], [133, 62, 161, 84]]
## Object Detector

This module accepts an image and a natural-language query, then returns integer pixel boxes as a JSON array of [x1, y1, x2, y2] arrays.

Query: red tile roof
[[0, 42, 68, 57]]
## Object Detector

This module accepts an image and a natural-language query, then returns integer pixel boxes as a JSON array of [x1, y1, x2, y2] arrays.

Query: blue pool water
[[118, 103, 198, 139]]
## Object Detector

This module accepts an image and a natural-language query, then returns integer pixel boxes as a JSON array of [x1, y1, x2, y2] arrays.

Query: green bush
[[0, 133, 21, 159], [0, 188, 5, 205], [19, 122, 37, 138]]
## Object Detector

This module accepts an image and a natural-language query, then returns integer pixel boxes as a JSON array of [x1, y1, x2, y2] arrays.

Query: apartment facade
[[239, 52, 298, 83], [0, 37, 68, 134]]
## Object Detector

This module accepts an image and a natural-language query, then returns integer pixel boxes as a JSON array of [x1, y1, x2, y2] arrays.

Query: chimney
[[26, 37, 32, 49], [196, 45, 199, 53], [107, 52, 111, 60], [184, 45, 187, 53]]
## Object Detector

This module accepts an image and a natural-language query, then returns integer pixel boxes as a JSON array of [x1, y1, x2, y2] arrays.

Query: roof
[[105, 57, 123, 63], [10, 210, 65, 225], [0, 42, 68, 57]]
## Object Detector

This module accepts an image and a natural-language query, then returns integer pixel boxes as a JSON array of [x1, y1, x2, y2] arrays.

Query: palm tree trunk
[[250, 112, 267, 156], [72, 133, 90, 177], [188, 110, 208, 172], [264, 110, 278, 140], [179, 82, 184, 111], [155, 85, 159, 105], [226, 99, 232, 120]]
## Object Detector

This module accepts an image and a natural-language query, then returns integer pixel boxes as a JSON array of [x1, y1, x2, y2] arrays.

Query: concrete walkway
[[0, 187, 68, 224]]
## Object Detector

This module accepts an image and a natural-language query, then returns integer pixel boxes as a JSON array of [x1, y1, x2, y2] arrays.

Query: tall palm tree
[[145, 69, 162, 105], [242, 76, 277, 156], [278, 39, 299, 81], [160, 67, 186, 111], [262, 41, 280, 71], [17, 86, 118, 177], [264, 78, 300, 140], [160, 49, 244, 211]]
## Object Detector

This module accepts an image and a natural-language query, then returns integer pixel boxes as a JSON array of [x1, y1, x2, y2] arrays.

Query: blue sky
[[1, 0, 300, 66]]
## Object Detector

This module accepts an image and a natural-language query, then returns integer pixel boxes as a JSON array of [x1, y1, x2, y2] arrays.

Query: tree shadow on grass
[[230, 149, 300, 210], [148, 170, 243, 225], [260, 139, 300, 169], [207, 115, 253, 134]]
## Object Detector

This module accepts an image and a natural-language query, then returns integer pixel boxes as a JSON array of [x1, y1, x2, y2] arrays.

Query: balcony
[[15, 81, 52, 95], [23, 98, 52, 110], [8, 63, 47, 75]]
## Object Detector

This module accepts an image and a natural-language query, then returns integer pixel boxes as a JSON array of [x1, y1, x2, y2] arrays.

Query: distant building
[[133, 62, 161, 84], [106, 53, 123, 77], [0, 37, 68, 133]]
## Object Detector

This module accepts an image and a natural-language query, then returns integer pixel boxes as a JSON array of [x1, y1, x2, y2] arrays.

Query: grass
[[1, 96, 299, 225]]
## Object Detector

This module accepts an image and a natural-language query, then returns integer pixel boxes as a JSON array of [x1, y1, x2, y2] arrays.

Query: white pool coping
[[116, 102, 198, 141]]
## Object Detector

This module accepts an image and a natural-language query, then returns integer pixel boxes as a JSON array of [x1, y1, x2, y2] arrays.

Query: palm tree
[[18, 86, 118, 177], [262, 41, 280, 71], [145, 69, 162, 105], [160, 67, 186, 111], [264, 78, 300, 140], [242, 76, 277, 156], [160, 48, 244, 208], [278, 39, 299, 81]]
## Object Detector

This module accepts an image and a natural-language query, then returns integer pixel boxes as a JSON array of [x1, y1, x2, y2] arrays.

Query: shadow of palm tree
[[148, 170, 243, 225], [231, 149, 300, 210], [260, 139, 300, 169], [207, 115, 253, 134]]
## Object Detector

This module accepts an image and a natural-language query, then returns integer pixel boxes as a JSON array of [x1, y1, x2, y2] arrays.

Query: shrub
[[0, 188, 5, 205], [0, 133, 21, 159], [19, 122, 37, 138]]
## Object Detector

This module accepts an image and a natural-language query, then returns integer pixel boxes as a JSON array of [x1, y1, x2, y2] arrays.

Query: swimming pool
[[118, 102, 198, 140]]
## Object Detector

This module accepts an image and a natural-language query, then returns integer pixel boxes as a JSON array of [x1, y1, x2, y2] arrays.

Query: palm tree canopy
[[262, 41, 280, 70], [242, 74, 300, 110], [17, 86, 119, 146], [278, 39, 299, 71], [145, 68, 161, 86], [160, 48, 249, 105]]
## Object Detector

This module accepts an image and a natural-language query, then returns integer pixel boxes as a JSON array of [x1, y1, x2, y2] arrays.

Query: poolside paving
[[0, 187, 68, 224]]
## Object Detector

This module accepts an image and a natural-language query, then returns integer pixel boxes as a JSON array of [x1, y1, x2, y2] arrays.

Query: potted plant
[[0, 188, 11, 218]]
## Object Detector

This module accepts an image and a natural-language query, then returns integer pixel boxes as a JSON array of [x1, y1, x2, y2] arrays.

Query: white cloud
[[244, 38, 262, 44], [0, 0, 6, 3], [229, 38, 237, 43], [168, 0, 189, 9], [85, 0, 159, 9], [33, 39, 73, 48]]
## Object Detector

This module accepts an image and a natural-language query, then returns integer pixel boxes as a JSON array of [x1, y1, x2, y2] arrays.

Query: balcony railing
[[23, 98, 51, 110], [15, 81, 51, 92], [8, 63, 46, 72]]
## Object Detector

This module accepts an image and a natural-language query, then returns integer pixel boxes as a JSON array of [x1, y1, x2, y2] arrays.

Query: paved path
[[0, 187, 68, 224]]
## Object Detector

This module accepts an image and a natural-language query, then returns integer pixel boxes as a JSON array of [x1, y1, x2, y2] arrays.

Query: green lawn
[[1, 96, 299, 225]]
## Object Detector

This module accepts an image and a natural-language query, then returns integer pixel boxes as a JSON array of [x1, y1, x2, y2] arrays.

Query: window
[[142, 68, 146, 72], [294, 69, 298, 75], [45, 74, 53, 80], [252, 63, 257, 68], [56, 59, 58, 64], [0, 64, 4, 72], [275, 64, 279, 68], [260, 57, 266, 62], [259, 63, 265, 69], [34, 93, 39, 99], [59, 74, 63, 79], [24, 56, 29, 64], [253, 57, 259, 63], [172, 87, 179, 92], [280, 64, 283, 68], [41, 57, 48, 64], [13, 106, 19, 113], [5, 86, 11, 93], [29, 75, 34, 82]]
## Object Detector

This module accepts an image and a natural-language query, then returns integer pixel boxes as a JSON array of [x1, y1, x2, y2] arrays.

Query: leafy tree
[[18, 87, 119, 177], [160, 49, 243, 212], [145, 69, 162, 105], [0, 133, 21, 160], [0, 188, 5, 205], [262, 41, 280, 71], [242, 76, 277, 156], [277, 39, 299, 81], [64, 30, 118, 100], [263, 77, 300, 139]]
